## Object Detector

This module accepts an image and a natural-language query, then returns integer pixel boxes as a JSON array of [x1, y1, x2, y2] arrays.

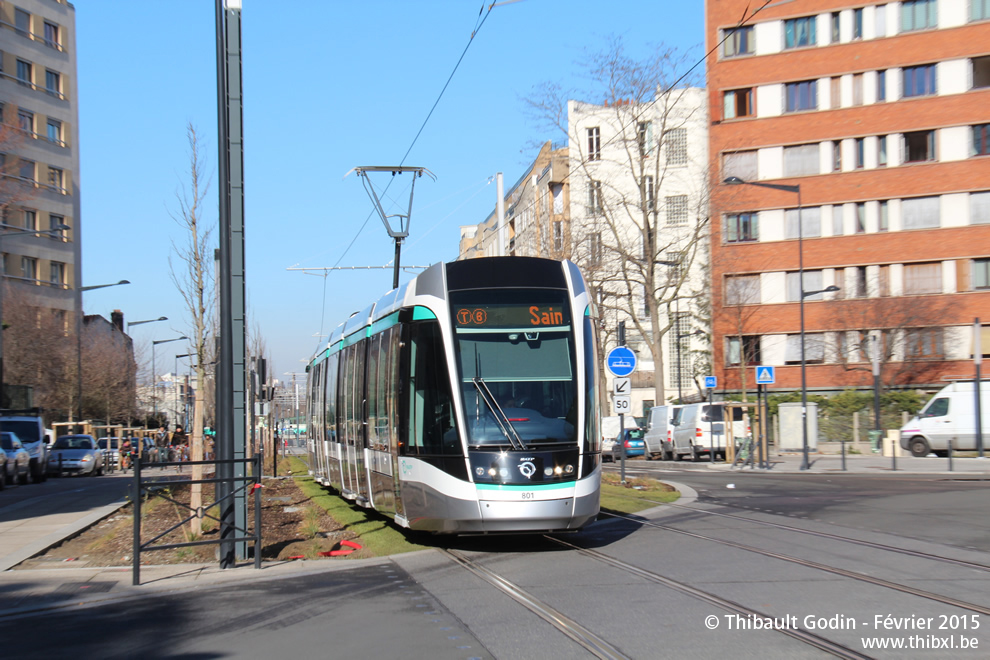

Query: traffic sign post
[[755, 365, 776, 385], [606, 340, 637, 484], [606, 346, 637, 377]]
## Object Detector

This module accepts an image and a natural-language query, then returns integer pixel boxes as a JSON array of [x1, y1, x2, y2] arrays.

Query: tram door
[[340, 341, 368, 501]]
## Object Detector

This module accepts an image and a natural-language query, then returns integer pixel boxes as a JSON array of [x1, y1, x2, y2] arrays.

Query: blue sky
[[75, 0, 703, 379]]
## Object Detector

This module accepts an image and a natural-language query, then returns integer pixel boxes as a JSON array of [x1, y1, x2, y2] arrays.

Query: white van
[[671, 403, 747, 461], [899, 380, 990, 457], [643, 405, 681, 460]]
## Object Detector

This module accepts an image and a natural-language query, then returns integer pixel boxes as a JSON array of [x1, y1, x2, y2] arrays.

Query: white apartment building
[[567, 87, 709, 415]]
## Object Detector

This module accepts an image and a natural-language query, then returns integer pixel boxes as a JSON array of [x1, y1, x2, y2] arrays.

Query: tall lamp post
[[724, 177, 837, 470], [151, 336, 187, 424], [75, 279, 130, 421], [128, 316, 167, 329]]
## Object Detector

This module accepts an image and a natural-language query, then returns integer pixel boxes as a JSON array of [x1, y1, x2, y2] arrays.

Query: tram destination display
[[454, 304, 570, 328]]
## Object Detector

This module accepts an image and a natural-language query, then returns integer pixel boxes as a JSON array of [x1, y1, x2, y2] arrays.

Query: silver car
[[49, 435, 104, 476], [1, 431, 31, 487]]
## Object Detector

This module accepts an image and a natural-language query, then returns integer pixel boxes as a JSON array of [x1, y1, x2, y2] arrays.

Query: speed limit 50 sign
[[612, 395, 631, 414]]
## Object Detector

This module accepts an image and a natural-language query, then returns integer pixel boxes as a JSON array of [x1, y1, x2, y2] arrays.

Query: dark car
[[610, 428, 646, 462], [1, 431, 31, 487]]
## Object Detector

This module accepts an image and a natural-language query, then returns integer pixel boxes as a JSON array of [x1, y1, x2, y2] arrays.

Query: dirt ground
[[16, 473, 367, 569]]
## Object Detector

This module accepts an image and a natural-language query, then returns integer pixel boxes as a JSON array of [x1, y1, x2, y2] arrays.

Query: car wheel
[[690, 446, 699, 462], [0, 465, 6, 490], [18, 466, 29, 485], [909, 436, 930, 458]]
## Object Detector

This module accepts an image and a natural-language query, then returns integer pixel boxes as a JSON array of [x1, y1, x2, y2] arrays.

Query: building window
[[44, 22, 60, 49], [553, 221, 562, 251], [49, 213, 66, 238], [723, 88, 753, 119], [905, 327, 944, 359], [973, 258, 990, 289], [669, 312, 692, 388], [879, 200, 889, 231], [46, 119, 62, 145], [727, 335, 761, 366], [901, 0, 938, 32], [45, 70, 61, 97], [48, 167, 64, 192], [587, 127, 600, 161], [787, 270, 823, 302], [785, 80, 818, 112], [855, 138, 865, 169], [785, 333, 825, 364], [641, 176, 655, 212], [831, 12, 841, 42], [972, 192, 990, 224], [877, 70, 887, 101], [877, 4, 888, 36], [15, 9, 30, 36], [785, 207, 821, 238], [904, 130, 935, 162], [637, 121, 653, 155], [666, 128, 687, 166], [722, 150, 757, 180], [723, 26, 754, 57], [879, 264, 891, 296], [17, 109, 33, 134], [855, 203, 866, 233], [22, 209, 37, 231], [902, 196, 940, 228], [853, 73, 864, 105], [783, 143, 819, 176], [587, 180, 603, 215], [832, 141, 842, 172], [902, 64, 936, 97], [19, 159, 35, 182], [665, 195, 688, 226], [972, 56, 990, 88], [974, 124, 990, 156], [725, 212, 758, 243], [725, 274, 760, 305], [16, 60, 32, 86], [974, 0, 990, 20], [784, 16, 817, 48], [50, 261, 66, 286], [833, 205, 844, 235], [904, 262, 943, 294], [853, 8, 864, 38], [878, 135, 888, 166], [21, 256, 37, 281], [588, 232, 602, 265]]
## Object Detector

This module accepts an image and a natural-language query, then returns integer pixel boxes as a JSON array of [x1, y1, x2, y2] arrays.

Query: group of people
[[118, 426, 191, 471]]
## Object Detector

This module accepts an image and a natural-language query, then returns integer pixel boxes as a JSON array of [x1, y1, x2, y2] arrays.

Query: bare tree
[[168, 124, 214, 536], [526, 38, 710, 405], [4, 289, 72, 417]]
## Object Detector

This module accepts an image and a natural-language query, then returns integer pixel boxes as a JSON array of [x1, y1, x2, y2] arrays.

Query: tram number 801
[[521, 492, 534, 500]]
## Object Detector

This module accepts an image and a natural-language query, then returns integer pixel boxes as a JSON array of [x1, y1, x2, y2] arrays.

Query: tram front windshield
[[451, 289, 578, 447]]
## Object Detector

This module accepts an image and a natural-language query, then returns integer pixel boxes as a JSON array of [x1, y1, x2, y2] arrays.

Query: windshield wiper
[[472, 377, 527, 451]]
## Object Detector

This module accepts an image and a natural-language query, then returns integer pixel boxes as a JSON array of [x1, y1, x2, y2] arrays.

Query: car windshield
[[0, 419, 40, 444], [54, 436, 93, 450], [626, 430, 644, 439], [0, 432, 15, 450], [451, 289, 578, 447]]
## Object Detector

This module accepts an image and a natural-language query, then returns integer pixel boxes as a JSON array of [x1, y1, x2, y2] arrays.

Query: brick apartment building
[[707, 0, 990, 396]]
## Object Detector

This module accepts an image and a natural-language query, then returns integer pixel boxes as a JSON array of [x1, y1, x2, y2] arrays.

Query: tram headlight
[[564, 464, 574, 474], [553, 466, 562, 475], [488, 467, 497, 477], [544, 468, 553, 476]]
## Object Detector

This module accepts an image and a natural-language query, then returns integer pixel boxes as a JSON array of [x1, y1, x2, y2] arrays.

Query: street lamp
[[74, 279, 130, 421], [724, 177, 823, 468], [0, 224, 71, 407], [128, 316, 167, 328], [151, 336, 187, 423]]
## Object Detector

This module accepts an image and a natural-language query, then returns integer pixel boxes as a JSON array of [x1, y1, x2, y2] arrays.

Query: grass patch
[[286, 456, 428, 557], [600, 472, 679, 514]]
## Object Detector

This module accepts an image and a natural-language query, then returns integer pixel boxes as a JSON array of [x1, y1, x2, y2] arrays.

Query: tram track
[[599, 510, 990, 617], [444, 543, 872, 660]]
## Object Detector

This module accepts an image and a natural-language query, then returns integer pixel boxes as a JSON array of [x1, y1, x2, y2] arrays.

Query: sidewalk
[[711, 451, 990, 474]]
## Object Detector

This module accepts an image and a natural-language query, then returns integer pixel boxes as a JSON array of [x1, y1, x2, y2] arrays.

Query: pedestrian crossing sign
[[755, 366, 775, 384]]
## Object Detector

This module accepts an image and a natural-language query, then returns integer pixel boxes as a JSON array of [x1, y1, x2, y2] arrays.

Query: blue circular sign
[[606, 346, 637, 377]]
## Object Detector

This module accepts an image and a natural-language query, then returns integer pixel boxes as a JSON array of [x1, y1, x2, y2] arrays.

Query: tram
[[306, 257, 602, 534]]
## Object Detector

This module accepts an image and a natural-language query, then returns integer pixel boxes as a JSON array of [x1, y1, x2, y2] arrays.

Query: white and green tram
[[306, 257, 602, 534]]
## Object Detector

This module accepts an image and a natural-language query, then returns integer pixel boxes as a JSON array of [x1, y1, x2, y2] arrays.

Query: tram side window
[[325, 353, 338, 443], [584, 315, 601, 453], [405, 321, 459, 455], [367, 333, 381, 449], [386, 325, 401, 452]]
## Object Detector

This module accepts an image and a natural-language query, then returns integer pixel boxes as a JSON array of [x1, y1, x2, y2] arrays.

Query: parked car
[[1, 431, 31, 488], [601, 415, 641, 458], [607, 428, 646, 462], [0, 410, 48, 482], [671, 403, 748, 461], [643, 405, 682, 460], [48, 435, 104, 476], [900, 380, 990, 457]]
